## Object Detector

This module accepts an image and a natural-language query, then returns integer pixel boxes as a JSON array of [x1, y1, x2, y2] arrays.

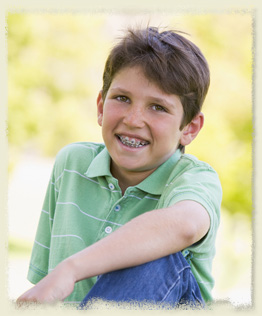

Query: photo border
[[0, 0, 260, 315]]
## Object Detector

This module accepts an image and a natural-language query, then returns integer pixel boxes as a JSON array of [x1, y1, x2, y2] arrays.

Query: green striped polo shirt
[[27, 142, 222, 304]]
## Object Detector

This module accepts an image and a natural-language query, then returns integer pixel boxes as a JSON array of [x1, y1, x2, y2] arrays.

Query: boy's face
[[97, 66, 201, 185]]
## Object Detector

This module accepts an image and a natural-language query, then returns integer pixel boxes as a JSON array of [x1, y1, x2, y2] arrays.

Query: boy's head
[[101, 26, 210, 152]]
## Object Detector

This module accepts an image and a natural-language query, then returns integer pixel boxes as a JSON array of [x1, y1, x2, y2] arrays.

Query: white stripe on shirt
[[56, 201, 123, 227]]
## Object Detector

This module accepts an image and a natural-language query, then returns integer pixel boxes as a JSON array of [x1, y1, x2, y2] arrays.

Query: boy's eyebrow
[[110, 87, 176, 108], [110, 87, 131, 95], [149, 96, 175, 109]]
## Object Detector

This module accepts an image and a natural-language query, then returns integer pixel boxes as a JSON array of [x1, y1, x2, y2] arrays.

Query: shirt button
[[108, 183, 115, 190], [105, 226, 112, 234], [114, 205, 121, 212]]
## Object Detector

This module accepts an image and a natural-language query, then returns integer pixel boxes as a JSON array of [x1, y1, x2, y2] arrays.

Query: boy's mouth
[[116, 134, 150, 148]]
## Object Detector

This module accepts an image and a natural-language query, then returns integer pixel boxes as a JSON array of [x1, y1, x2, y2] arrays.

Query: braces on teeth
[[119, 135, 148, 148]]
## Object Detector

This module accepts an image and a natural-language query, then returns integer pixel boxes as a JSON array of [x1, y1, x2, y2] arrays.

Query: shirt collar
[[85, 147, 112, 178], [85, 147, 182, 195], [136, 149, 182, 195]]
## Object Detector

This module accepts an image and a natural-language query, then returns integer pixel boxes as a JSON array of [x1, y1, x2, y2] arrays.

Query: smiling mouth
[[116, 135, 150, 148]]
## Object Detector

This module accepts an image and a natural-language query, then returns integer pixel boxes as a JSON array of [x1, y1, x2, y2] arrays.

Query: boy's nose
[[122, 106, 145, 128]]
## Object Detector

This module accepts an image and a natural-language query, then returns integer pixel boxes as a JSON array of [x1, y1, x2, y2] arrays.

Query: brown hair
[[102, 27, 210, 152]]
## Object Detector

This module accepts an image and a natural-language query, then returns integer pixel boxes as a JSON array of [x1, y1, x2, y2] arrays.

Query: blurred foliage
[[179, 14, 253, 218], [7, 13, 252, 218], [7, 14, 108, 159]]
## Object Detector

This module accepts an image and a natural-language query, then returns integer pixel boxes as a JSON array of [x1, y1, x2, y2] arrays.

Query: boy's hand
[[17, 260, 76, 304]]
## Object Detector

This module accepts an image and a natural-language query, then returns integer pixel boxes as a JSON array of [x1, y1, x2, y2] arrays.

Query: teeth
[[118, 135, 148, 148]]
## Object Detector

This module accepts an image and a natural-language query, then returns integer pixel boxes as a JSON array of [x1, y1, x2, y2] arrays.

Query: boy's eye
[[116, 95, 130, 103], [151, 104, 167, 112]]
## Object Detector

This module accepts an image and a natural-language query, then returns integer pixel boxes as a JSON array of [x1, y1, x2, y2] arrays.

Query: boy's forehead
[[111, 66, 170, 96]]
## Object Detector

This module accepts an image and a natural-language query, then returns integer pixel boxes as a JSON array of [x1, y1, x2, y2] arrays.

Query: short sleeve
[[159, 158, 222, 255]]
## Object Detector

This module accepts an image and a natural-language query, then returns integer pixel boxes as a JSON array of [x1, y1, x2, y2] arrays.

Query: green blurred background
[[7, 12, 252, 306]]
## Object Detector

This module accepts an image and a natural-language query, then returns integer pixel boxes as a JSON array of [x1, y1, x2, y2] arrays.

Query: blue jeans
[[79, 251, 204, 309]]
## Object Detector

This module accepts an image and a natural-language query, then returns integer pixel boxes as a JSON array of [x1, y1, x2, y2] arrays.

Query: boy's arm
[[17, 200, 210, 304]]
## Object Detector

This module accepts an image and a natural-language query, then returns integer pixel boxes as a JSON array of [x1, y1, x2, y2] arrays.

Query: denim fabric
[[79, 251, 204, 309]]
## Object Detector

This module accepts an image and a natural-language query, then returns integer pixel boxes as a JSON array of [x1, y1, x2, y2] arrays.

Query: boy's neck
[[110, 163, 157, 195]]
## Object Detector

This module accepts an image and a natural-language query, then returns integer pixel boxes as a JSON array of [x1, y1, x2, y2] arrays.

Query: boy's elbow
[[168, 201, 210, 247], [175, 224, 197, 247], [184, 224, 203, 245], [167, 218, 209, 249], [182, 218, 210, 246]]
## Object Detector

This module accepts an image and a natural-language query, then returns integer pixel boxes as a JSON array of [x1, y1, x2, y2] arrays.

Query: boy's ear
[[97, 90, 104, 126], [180, 112, 204, 146]]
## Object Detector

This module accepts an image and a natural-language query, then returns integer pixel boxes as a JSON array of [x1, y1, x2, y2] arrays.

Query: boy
[[17, 26, 222, 308]]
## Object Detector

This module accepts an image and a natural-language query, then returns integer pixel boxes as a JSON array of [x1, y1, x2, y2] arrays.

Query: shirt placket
[[96, 180, 123, 240]]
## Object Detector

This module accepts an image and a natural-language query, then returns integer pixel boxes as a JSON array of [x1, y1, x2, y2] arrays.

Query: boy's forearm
[[66, 200, 209, 283]]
